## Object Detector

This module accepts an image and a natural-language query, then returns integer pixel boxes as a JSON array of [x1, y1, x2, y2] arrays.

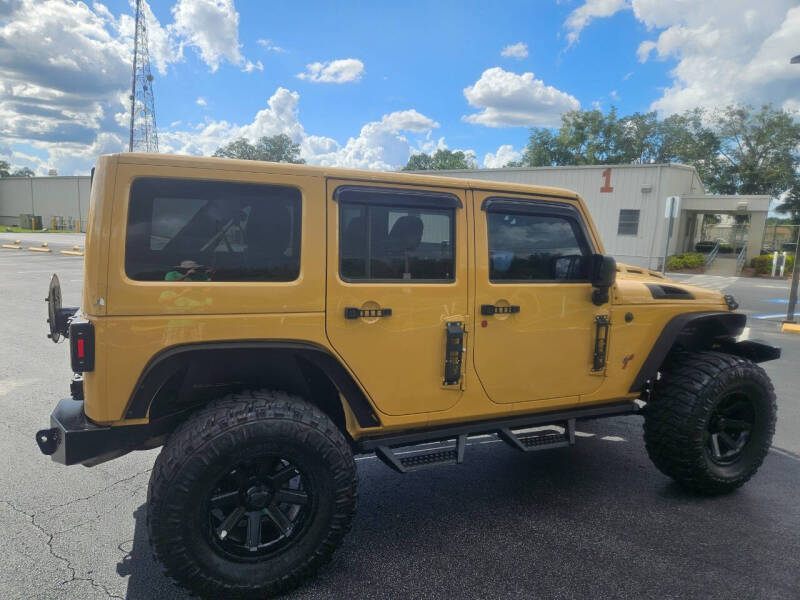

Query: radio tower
[[128, 0, 158, 152]]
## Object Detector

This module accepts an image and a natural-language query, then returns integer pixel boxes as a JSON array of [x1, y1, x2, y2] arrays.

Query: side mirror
[[589, 254, 616, 305]]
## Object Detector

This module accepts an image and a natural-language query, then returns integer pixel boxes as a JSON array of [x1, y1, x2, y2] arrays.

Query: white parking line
[[769, 447, 800, 462]]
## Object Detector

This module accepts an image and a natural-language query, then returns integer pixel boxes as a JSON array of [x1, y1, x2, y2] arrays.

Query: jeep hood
[[613, 263, 728, 307]]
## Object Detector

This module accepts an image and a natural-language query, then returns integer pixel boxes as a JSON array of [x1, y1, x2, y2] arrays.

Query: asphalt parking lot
[[1, 241, 799, 599]]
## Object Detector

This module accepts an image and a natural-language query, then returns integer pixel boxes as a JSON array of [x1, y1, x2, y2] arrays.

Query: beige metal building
[[0, 175, 91, 231], [426, 164, 771, 270]]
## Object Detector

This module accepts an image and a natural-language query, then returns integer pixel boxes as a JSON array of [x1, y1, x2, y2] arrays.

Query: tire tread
[[147, 389, 357, 599], [643, 351, 776, 495]]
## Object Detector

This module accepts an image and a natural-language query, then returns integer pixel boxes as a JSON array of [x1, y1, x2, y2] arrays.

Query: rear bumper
[[35, 398, 176, 466]]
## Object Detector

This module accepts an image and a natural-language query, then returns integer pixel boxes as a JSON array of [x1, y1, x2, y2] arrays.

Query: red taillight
[[69, 320, 94, 373]]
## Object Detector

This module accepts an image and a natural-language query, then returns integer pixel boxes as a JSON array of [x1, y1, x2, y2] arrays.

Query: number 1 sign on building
[[600, 168, 614, 193]]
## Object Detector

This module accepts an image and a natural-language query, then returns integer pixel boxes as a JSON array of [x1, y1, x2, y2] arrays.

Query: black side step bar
[[499, 419, 575, 452], [376, 435, 468, 473], [359, 401, 639, 474]]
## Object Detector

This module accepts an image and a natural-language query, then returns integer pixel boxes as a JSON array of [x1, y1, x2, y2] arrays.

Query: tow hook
[[35, 428, 60, 455]]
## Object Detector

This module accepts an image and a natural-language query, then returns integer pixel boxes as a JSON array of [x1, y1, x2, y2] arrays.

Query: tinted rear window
[[126, 178, 301, 282]]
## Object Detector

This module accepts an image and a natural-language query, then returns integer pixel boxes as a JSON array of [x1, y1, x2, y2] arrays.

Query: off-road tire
[[643, 351, 776, 495], [147, 390, 357, 599]]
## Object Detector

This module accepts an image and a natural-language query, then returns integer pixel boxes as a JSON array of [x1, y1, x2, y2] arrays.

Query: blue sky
[[1, 0, 799, 175]]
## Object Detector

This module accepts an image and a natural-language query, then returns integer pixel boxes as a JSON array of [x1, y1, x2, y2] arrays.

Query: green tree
[[11, 167, 35, 177], [511, 108, 660, 166], [655, 109, 720, 186], [213, 134, 305, 164], [0, 160, 10, 177], [506, 128, 566, 167], [775, 181, 800, 224], [402, 149, 476, 171], [515, 104, 800, 198], [707, 104, 800, 196]]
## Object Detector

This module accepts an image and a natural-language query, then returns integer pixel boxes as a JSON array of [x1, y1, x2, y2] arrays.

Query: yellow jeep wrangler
[[37, 153, 780, 598]]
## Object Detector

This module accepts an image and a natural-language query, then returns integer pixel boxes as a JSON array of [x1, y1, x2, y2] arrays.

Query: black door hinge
[[592, 315, 610, 372], [443, 322, 465, 386]]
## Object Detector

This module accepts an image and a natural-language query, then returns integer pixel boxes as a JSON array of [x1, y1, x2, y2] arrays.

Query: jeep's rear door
[[472, 191, 606, 405], [325, 180, 469, 416]]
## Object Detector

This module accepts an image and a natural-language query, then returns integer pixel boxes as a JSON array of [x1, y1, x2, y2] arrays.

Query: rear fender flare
[[122, 341, 381, 428]]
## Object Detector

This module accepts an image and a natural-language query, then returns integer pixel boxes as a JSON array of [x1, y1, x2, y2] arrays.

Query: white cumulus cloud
[[564, 0, 630, 47], [633, 0, 800, 114], [483, 144, 522, 168], [566, 0, 800, 114], [170, 0, 244, 72], [463, 67, 580, 128], [0, 0, 264, 175], [159, 88, 440, 172], [501, 42, 528, 59], [257, 38, 287, 53], [296, 59, 364, 83], [242, 60, 263, 73]]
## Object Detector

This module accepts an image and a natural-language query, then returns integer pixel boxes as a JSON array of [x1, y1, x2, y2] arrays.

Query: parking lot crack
[[40, 467, 152, 514], [1, 499, 124, 599]]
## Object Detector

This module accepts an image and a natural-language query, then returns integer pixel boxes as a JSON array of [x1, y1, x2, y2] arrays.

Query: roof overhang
[[680, 194, 771, 213]]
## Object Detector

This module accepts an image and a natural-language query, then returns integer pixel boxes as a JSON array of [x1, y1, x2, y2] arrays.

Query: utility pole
[[662, 196, 679, 274], [786, 54, 800, 323], [128, 0, 158, 152]]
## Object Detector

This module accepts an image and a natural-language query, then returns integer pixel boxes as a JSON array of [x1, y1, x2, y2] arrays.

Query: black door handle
[[345, 307, 393, 319], [481, 304, 520, 316]]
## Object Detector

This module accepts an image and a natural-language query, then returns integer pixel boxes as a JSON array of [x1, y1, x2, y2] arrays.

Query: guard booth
[[672, 195, 771, 274]]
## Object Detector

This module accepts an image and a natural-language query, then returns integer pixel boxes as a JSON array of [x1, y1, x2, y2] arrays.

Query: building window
[[487, 211, 590, 282], [126, 178, 301, 282], [618, 209, 640, 236], [338, 189, 456, 282]]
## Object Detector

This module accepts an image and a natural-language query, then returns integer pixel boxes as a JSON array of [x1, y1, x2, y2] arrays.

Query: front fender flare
[[629, 311, 747, 393]]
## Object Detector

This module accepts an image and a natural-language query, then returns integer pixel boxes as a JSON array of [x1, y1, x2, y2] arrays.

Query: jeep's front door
[[472, 192, 606, 404], [325, 180, 469, 416]]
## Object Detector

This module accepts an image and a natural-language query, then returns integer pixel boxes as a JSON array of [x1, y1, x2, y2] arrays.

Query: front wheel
[[147, 390, 357, 598], [643, 351, 776, 495]]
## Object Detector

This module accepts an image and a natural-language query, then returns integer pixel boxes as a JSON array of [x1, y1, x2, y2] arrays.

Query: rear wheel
[[147, 390, 357, 598], [643, 351, 776, 495]]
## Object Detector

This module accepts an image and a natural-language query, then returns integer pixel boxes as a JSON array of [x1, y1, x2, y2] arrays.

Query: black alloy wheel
[[705, 390, 755, 465], [207, 457, 313, 559]]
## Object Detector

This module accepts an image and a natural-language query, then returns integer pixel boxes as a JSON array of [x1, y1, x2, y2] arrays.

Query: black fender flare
[[629, 311, 748, 393], [122, 341, 381, 428]]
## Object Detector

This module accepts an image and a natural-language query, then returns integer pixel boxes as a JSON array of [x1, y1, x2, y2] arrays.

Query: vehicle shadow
[[116, 428, 800, 600], [116, 504, 189, 599]]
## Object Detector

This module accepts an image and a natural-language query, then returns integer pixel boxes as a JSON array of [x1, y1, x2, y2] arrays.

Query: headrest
[[388, 215, 423, 251]]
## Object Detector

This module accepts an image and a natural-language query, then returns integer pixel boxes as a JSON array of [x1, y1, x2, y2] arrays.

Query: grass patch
[[667, 252, 705, 271]]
